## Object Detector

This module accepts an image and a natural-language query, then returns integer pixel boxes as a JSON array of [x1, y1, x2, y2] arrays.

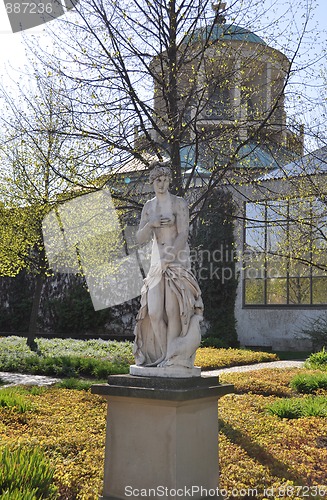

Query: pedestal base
[[92, 375, 233, 500], [130, 364, 201, 378]]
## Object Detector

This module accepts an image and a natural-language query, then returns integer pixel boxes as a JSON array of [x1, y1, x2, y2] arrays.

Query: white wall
[[234, 269, 323, 351], [231, 178, 327, 351]]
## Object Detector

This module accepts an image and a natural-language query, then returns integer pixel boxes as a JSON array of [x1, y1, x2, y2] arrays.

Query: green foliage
[[200, 336, 228, 348], [0, 336, 133, 377], [0, 273, 117, 336], [41, 278, 114, 335], [0, 446, 57, 498], [266, 395, 327, 419], [0, 487, 39, 499], [55, 378, 106, 391], [0, 354, 129, 378], [0, 273, 33, 333], [290, 372, 327, 394], [0, 337, 281, 376], [304, 348, 327, 371], [0, 207, 41, 278], [0, 389, 32, 413], [298, 316, 327, 351], [191, 190, 238, 346], [0, 336, 133, 369]]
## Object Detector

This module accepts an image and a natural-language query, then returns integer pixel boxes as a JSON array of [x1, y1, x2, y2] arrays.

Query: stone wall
[[0, 271, 139, 339]]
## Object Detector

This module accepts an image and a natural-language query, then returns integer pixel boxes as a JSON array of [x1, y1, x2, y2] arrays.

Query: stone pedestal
[[129, 364, 201, 378], [92, 375, 233, 500]]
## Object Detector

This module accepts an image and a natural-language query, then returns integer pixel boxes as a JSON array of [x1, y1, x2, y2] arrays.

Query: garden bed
[[0, 337, 279, 377], [0, 367, 326, 499]]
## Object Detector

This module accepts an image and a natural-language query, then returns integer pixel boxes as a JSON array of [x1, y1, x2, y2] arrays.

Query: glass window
[[244, 279, 265, 305], [244, 253, 265, 279], [266, 201, 287, 223], [288, 259, 311, 277], [245, 225, 265, 252], [266, 278, 287, 304], [246, 202, 265, 226], [266, 255, 287, 278], [205, 86, 231, 120], [312, 277, 327, 304], [266, 223, 287, 253], [289, 277, 311, 305], [244, 197, 327, 307]]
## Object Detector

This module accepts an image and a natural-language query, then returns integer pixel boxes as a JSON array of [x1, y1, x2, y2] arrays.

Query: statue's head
[[149, 160, 172, 184]]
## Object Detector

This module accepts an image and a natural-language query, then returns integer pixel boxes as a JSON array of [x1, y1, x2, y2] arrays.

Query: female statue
[[133, 161, 203, 369]]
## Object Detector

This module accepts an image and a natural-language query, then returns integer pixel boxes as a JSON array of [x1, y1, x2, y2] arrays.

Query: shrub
[[0, 487, 39, 499], [0, 337, 134, 374], [0, 352, 130, 379], [0, 446, 57, 498], [305, 348, 327, 371], [0, 337, 280, 376], [42, 280, 114, 335], [266, 395, 327, 419], [266, 398, 302, 419], [0, 389, 32, 413], [200, 336, 228, 348], [290, 372, 327, 394], [190, 191, 238, 347], [298, 315, 327, 351], [195, 348, 278, 370], [220, 368, 296, 397], [55, 378, 105, 391]]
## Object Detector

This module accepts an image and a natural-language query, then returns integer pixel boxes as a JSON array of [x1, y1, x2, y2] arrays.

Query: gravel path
[[202, 360, 305, 377], [0, 371, 61, 388], [0, 361, 305, 387]]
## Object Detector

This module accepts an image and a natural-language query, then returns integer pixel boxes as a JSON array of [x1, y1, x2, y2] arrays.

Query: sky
[[0, 0, 326, 73], [0, 0, 326, 125]]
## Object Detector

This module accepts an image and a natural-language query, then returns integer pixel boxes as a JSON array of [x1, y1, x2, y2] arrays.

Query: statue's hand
[[160, 214, 176, 227], [149, 214, 175, 228], [148, 215, 162, 228]]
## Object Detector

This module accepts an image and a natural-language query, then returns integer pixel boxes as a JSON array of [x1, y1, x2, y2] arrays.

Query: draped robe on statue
[[133, 233, 203, 368]]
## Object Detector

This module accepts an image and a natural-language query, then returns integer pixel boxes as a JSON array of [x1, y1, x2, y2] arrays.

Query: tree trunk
[[27, 272, 44, 351]]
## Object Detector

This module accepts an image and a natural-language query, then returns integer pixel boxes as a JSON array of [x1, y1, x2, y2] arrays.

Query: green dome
[[186, 22, 267, 46]]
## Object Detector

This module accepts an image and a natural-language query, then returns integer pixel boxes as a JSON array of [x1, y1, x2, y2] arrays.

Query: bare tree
[[3, 0, 325, 341], [23, 0, 323, 216]]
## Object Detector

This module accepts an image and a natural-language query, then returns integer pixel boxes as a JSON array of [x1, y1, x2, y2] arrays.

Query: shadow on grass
[[219, 420, 304, 485]]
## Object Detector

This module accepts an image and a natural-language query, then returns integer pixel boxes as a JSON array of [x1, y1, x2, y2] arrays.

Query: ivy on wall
[[191, 189, 238, 347]]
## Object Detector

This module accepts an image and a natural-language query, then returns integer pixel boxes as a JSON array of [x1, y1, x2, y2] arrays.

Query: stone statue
[[132, 161, 203, 372]]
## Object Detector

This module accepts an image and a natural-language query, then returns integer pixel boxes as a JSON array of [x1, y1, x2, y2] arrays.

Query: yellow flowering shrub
[[195, 348, 278, 370], [219, 368, 300, 396], [0, 367, 325, 499], [219, 392, 327, 496], [0, 388, 106, 499]]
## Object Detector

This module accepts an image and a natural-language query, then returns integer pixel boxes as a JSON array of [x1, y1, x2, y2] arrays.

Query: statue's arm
[[174, 198, 189, 251], [164, 198, 189, 263], [136, 201, 157, 244]]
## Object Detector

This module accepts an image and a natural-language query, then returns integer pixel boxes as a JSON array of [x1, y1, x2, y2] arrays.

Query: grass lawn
[[273, 351, 312, 361]]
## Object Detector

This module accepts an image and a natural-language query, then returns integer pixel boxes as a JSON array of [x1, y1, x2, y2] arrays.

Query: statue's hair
[[148, 160, 172, 184]]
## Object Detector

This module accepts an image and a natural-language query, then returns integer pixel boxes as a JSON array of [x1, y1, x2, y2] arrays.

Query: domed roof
[[185, 22, 267, 46]]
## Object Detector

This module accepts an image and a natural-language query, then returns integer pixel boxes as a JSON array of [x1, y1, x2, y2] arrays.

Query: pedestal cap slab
[[91, 374, 233, 401]]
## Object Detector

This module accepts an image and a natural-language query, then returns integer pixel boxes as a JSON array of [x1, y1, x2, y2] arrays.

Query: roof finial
[[212, 2, 227, 24]]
